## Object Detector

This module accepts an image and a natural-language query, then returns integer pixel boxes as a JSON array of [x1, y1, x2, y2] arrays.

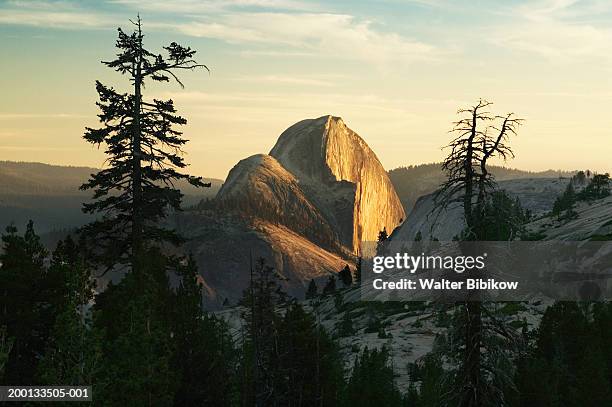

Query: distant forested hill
[[0, 161, 222, 234], [388, 163, 575, 213], [0, 161, 95, 195]]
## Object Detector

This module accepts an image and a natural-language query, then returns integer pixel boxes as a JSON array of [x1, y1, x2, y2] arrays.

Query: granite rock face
[[183, 115, 405, 306], [391, 177, 572, 241], [174, 213, 349, 308], [270, 115, 406, 253], [216, 153, 342, 253]]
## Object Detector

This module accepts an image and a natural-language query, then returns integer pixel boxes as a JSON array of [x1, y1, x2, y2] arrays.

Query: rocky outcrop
[[391, 177, 571, 241], [175, 212, 349, 308], [270, 115, 406, 253], [180, 115, 405, 306], [216, 154, 342, 253]]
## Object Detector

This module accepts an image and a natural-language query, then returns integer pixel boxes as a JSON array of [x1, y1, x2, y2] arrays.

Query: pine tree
[[323, 275, 337, 295], [344, 347, 403, 406], [94, 247, 177, 406], [376, 228, 389, 255], [407, 354, 446, 406], [512, 354, 562, 406], [579, 173, 610, 201], [573, 346, 611, 406], [0, 221, 57, 385], [78, 18, 210, 405], [172, 255, 237, 406], [511, 302, 612, 406], [477, 190, 528, 240], [573, 170, 586, 185], [276, 303, 344, 406], [80, 16, 209, 273], [337, 312, 355, 337], [354, 257, 362, 285], [339, 265, 353, 287], [592, 302, 612, 386], [552, 182, 577, 220], [306, 279, 318, 299], [240, 257, 287, 406], [37, 237, 103, 387], [0, 327, 13, 381]]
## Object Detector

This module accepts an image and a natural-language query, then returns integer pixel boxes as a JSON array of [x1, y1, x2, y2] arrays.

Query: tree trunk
[[132, 19, 144, 269], [462, 301, 482, 407], [462, 107, 481, 406]]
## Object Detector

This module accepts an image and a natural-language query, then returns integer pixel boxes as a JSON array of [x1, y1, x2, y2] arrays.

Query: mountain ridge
[[0, 160, 222, 233], [388, 163, 577, 214]]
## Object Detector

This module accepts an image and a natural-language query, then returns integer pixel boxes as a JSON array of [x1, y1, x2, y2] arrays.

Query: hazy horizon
[[2, 0, 612, 179], [0, 157, 589, 176]]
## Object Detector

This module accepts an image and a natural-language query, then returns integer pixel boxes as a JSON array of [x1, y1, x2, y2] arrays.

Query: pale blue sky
[[1, 0, 611, 179]]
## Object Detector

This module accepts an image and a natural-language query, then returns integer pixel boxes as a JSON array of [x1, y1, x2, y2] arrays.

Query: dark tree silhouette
[[376, 227, 389, 255], [436, 99, 522, 236], [552, 182, 577, 220], [75, 17, 215, 405], [513, 302, 612, 406], [172, 255, 236, 406], [306, 279, 318, 299], [339, 265, 353, 287], [355, 257, 362, 285], [37, 237, 102, 387], [0, 222, 54, 385], [80, 16, 209, 274], [578, 173, 610, 201], [573, 170, 587, 185], [240, 258, 287, 406], [434, 99, 523, 407], [0, 327, 12, 379], [323, 275, 337, 295], [345, 347, 404, 406]]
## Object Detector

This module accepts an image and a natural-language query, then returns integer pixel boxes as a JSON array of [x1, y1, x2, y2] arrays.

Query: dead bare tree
[[434, 99, 523, 407]]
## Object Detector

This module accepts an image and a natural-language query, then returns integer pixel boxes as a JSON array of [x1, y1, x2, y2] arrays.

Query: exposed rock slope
[[392, 177, 571, 241], [216, 154, 342, 253], [175, 213, 349, 307], [526, 194, 612, 240], [181, 115, 405, 306], [270, 116, 406, 252]]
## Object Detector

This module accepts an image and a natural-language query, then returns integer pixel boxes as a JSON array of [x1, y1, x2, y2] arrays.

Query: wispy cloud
[[490, 0, 612, 61], [0, 9, 113, 28], [174, 12, 439, 66], [231, 74, 338, 87], [110, 0, 318, 13], [238, 49, 316, 58], [0, 1, 440, 68], [0, 1, 115, 28], [0, 113, 88, 119]]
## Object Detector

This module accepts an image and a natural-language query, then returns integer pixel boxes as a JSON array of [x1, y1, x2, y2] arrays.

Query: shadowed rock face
[[216, 154, 342, 253], [176, 213, 349, 308], [270, 115, 406, 253]]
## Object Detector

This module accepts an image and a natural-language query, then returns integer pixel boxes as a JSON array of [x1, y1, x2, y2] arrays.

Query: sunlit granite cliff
[[178, 115, 405, 306], [269, 115, 405, 253]]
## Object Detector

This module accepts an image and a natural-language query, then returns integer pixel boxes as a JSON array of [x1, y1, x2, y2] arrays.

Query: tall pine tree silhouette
[[80, 15, 209, 274], [78, 17, 210, 405]]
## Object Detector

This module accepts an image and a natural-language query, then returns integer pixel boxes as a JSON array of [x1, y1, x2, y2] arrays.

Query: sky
[[1, 0, 611, 180]]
